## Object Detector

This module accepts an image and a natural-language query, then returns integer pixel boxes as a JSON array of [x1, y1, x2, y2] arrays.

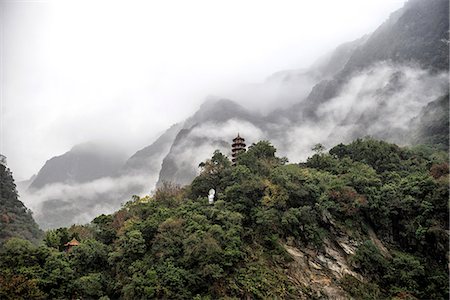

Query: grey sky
[[1, 0, 406, 180]]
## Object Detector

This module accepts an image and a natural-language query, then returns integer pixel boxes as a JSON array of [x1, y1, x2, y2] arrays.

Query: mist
[[1, 0, 407, 180], [15, 62, 447, 229], [20, 174, 152, 229], [279, 63, 448, 161]]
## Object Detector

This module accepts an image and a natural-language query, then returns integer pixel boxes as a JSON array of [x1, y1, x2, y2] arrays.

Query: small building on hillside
[[64, 238, 80, 252], [231, 134, 246, 165]]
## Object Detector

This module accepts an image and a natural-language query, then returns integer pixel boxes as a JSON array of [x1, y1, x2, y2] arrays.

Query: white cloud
[[281, 63, 448, 162], [1, 0, 407, 180]]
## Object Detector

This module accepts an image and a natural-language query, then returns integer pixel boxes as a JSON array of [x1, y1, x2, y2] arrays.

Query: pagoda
[[64, 238, 80, 252], [231, 134, 246, 165]]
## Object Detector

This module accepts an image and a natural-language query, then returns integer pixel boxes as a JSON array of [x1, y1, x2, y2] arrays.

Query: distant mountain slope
[[157, 99, 264, 186], [154, 0, 449, 187], [344, 0, 448, 73], [410, 93, 449, 150], [0, 162, 42, 244], [291, 0, 449, 119], [122, 123, 182, 177], [29, 142, 126, 190], [307, 35, 370, 80], [22, 0, 449, 228]]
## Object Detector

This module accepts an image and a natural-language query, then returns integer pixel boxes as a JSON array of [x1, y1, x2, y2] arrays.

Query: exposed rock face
[[283, 222, 392, 299], [283, 235, 366, 299]]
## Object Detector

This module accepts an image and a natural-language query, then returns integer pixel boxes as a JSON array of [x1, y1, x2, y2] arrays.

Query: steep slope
[[155, 0, 449, 188], [410, 93, 449, 150], [16, 174, 36, 192], [156, 99, 265, 186], [0, 162, 42, 244], [121, 123, 182, 177], [1, 139, 447, 299], [29, 142, 126, 190], [296, 0, 449, 118], [21, 0, 449, 228], [307, 35, 370, 80], [343, 0, 448, 73]]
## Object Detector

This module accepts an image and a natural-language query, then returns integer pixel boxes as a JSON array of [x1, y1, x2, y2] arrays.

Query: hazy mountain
[[0, 162, 42, 244], [22, 0, 448, 228], [29, 141, 127, 190], [155, 0, 449, 186], [157, 99, 264, 186], [22, 142, 129, 229], [16, 174, 36, 192], [294, 0, 449, 119], [410, 93, 449, 150]]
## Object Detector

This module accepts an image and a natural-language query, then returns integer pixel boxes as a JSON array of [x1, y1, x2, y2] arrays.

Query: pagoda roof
[[64, 238, 80, 247], [232, 133, 245, 142]]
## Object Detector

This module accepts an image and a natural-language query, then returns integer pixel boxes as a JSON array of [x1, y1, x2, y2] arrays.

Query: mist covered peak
[[187, 97, 257, 125], [29, 141, 127, 190]]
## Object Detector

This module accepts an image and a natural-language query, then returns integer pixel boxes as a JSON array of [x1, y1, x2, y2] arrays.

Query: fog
[[1, 0, 407, 180], [280, 63, 448, 162], [21, 174, 152, 229]]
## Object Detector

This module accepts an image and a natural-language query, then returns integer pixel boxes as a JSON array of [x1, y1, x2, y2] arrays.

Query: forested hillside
[[0, 139, 447, 299], [0, 163, 42, 244]]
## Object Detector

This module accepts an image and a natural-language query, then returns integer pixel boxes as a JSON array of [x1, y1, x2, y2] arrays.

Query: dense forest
[[0, 139, 448, 299], [0, 163, 42, 244]]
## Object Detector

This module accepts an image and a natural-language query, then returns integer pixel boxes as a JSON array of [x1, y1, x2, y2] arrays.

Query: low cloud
[[280, 63, 448, 162], [19, 174, 153, 229]]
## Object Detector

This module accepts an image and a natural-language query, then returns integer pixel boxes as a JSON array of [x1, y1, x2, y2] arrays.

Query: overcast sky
[[1, 0, 407, 180]]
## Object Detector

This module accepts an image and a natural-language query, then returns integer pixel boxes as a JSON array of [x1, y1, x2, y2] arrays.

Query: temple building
[[231, 134, 246, 165], [64, 238, 80, 252]]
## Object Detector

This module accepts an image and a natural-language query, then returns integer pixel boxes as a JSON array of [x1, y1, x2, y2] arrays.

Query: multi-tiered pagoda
[[231, 134, 246, 165]]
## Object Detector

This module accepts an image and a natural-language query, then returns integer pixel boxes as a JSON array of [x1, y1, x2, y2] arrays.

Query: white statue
[[208, 189, 215, 204]]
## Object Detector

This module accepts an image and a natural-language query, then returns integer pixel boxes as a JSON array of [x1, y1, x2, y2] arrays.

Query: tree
[[312, 143, 325, 154]]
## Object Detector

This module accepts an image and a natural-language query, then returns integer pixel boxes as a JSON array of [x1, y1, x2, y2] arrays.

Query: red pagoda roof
[[64, 238, 80, 247]]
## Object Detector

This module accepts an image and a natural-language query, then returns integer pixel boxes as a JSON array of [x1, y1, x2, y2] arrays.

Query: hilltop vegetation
[[0, 139, 448, 299], [0, 164, 42, 245]]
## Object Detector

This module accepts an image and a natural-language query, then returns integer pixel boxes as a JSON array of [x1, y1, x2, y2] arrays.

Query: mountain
[[22, 0, 449, 229], [294, 0, 449, 119], [122, 123, 182, 177], [16, 174, 36, 192], [155, 0, 448, 186], [1, 139, 448, 299], [29, 142, 127, 190], [342, 0, 448, 73], [410, 93, 449, 150], [156, 99, 265, 186], [0, 161, 42, 244]]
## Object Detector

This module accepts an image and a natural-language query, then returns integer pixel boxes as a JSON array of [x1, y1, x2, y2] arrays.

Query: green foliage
[[0, 165, 42, 245], [340, 274, 382, 299], [350, 240, 389, 280], [0, 139, 447, 299]]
